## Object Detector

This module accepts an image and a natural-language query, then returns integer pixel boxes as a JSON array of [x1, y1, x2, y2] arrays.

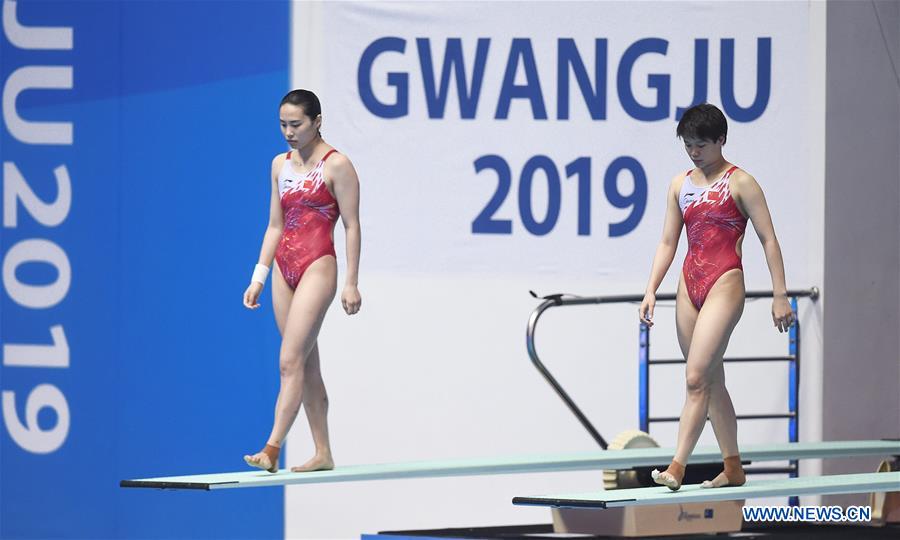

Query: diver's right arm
[[243, 155, 285, 309], [639, 175, 684, 326]]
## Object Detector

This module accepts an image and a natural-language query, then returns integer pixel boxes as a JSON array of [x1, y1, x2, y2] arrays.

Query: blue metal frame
[[639, 323, 650, 433], [788, 296, 800, 445], [788, 296, 800, 505], [524, 288, 817, 456]]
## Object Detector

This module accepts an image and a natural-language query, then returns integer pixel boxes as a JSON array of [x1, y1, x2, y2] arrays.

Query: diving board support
[[870, 458, 900, 525], [551, 501, 745, 537]]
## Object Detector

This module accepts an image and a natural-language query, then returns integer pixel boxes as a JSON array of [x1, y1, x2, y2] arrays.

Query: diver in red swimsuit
[[638, 103, 793, 490], [680, 165, 748, 309], [275, 148, 341, 289], [241, 89, 362, 474]]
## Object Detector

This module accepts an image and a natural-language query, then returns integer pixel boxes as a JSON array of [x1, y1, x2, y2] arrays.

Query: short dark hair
[[279, 89, 321, 119], [677, 103, 727, 144]]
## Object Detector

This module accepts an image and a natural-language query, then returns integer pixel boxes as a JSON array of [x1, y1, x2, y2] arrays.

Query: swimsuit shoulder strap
[[278, 152, 292, 181], [321, 149, 338, 163]]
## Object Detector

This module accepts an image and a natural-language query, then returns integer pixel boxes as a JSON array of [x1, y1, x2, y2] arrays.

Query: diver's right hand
[[243, 282, 263, 309], [639, 292, 656, 326]]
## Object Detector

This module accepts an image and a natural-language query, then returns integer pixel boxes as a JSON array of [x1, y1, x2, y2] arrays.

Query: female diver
[[639, 103, 793, 490], [242, 89, 362, 473]]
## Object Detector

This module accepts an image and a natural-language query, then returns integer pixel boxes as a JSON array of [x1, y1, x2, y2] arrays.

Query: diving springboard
[[120, 439, 899, 491], [512, 471, 900, 509]]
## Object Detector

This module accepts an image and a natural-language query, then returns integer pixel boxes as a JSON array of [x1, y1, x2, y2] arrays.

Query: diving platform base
[[552, 500, 743, 537]]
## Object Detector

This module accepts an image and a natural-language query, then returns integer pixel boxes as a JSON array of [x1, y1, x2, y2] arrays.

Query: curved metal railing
[[525, 287, 820, 449]]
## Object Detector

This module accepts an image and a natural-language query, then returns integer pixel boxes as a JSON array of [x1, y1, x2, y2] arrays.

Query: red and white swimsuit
[[679, 166, 748, 309], [275, 150, 340, 289]]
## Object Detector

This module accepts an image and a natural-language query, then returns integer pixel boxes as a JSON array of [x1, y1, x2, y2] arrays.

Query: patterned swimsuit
[[679, 166, 748, 309], [274, 149, 340, 289]]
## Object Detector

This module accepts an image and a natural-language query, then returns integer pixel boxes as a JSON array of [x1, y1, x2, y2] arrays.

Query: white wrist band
[[251, 264, 270, 285]]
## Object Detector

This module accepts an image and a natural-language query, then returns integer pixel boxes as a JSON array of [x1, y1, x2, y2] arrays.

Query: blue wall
[[2, 2, 289, 537]]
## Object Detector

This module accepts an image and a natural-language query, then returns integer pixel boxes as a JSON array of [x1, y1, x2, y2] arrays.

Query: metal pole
[[789, 295, 801, 506], [526, 298, 608, 449], [639, 322, 650, 433]]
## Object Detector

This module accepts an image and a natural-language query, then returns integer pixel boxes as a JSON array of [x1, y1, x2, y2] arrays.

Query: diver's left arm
[[328, 154, 362, 315], [732, 172, 794, 333]]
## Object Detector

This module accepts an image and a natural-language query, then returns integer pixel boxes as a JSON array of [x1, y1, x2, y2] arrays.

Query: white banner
[[301, 0, 816, 285]]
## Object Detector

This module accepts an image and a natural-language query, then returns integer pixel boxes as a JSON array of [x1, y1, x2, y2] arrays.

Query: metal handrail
[[649, 355, 795, 365], [650, 413, 797, 423], [525, 287, 819, 449]]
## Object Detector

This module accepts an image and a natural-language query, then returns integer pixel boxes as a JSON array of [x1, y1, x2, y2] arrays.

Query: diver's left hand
[[772, 296, 794, 333], [342, 285, 361, 315]]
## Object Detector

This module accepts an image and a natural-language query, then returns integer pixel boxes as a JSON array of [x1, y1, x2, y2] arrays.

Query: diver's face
[[280, 104, 320, 149], [683, 136, 724, 168]]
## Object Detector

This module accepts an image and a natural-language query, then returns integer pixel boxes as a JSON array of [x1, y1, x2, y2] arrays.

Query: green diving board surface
[[512, 471, 900, 509], [120, 439, 899, 491]]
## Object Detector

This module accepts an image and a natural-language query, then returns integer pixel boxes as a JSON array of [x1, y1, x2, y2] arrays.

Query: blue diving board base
[[119, 439, 899, 491], [512, 472, 900, 509]]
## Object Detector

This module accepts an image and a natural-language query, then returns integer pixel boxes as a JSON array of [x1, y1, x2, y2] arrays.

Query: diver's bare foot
[[244, 452, 273, 472], [243, 444, 280, 473], [651, 459, 685, 491], [701, 456, 745, 488], [701, 471, 731, 488], [290, 453, 334, 473]]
